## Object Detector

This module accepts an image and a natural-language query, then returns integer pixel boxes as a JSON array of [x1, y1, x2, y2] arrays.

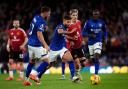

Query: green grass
[[0, 73, 128, 89]]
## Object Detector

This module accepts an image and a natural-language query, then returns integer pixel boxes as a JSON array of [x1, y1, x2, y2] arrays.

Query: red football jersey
[[9, 28, 27, 52], [67, 20, 83, 49]]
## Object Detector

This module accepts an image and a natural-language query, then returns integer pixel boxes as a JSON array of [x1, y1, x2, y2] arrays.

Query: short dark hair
[[41, 6, 51, 13], [13, 19, 20, 22], [92, 9, 100, 15], [13, 16, 20, 21], [63, 15, 71, 20]]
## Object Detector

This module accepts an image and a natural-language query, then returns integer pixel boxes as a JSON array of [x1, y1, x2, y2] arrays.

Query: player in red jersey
[[61, 9, 86, 80], [6, 19, 28, 81]]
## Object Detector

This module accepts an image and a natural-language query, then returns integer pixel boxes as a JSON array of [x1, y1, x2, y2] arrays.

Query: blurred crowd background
[[0, 0, 128, 70]]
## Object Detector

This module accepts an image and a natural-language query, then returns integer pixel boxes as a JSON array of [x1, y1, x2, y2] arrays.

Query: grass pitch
[[0, 73, 128, 89]]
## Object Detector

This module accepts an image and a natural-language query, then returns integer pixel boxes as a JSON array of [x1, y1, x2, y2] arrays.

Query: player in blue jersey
[[29, 15, 79, 84], [23, 6, 51, 86], [83, 9, 107, 79], [49, 15, 78, 82]]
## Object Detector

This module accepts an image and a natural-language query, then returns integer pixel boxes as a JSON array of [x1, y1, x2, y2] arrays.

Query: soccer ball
[[90, 75, 101, 85]]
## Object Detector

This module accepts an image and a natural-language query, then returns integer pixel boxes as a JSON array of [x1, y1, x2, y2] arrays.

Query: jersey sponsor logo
[[13, 36, 17, 39], [91, 28, 101, 33]]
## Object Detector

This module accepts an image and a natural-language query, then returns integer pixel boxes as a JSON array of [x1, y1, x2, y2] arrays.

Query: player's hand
[[74, 35, 78, 40], [45, 26, 49, 31], [70, 41, 74, 46], [44, 45, 50, 51], [105, 39, 107, 45], [6, 45, 10, 52], [20, 45, 25, 51], [90, 33, 96, 39]]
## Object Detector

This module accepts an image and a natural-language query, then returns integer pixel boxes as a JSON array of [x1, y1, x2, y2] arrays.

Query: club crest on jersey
[[91, 28, 101, 33], [14, 36, 17, 39], [16, 32, 20, 35], [99, 23, 102, 27]]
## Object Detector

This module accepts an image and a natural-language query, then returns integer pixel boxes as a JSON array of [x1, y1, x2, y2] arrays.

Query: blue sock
[[38, 68, 47, 78], [68, 61, 75, 78], [94, 58, 99, 74], [36, 62, 49, 78], [26, 63, 34, 78], [62, 62, 65, 75]]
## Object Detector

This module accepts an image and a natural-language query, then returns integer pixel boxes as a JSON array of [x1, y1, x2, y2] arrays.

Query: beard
[[14, 25, 19, 29], [44, 16, 49, 21]]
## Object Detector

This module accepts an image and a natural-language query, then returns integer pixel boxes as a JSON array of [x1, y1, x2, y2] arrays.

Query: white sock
[[20, 71, 24, 78], [9, 70, 13, 78], [30, 69, 38, 76], [25, 77, 29, 81], [4, 70, 7, 74]]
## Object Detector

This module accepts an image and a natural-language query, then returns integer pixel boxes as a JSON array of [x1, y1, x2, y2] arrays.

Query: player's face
[[44, 11, 51, 20], [13, 20, 20, 28], [93, 11, 100, 20], [64, 19, 71, 27], [93, 14, 99, 20], [70, 12, 78, 21]]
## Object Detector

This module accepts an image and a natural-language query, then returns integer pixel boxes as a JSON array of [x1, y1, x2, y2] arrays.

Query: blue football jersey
[[83, 19, 107, 45], [50, 23, 67, 51], [28, 15, 47, 47]]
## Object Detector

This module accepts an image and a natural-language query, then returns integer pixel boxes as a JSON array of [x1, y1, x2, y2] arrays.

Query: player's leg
[[24, 46, 35, 86], [16, 52, 24, 81], [36, 56, 50, 80], [71, 49, 81, 78], [35, 50, 59, 81], [60, 48, 78, 81], [74, 47, 86, 80], [93, 42, 102, 75], [29, 49, 61, 83], [79, 46, 87, 68], [6, 59, 14, 80], [6, 52, 16, 81], [89, 42, 102, 84], [29, 47, 50, 84], [61, 60, 66, 80]]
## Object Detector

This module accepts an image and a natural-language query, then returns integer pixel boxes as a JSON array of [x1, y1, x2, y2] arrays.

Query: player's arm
[[68, 28, 77, 34], [37, 31, 49, 48], [22, 37, 28, 47], [83, 22, 89, 37], [65, 28, 78, 40], [58, 28, 71, 35], [65, 35, 78, 40], [6, 31, 10, 52], [20, 30, 28, 50], [83, 21, 96, 39], [82, 22, 89, 43], [102, 21, 108, 44], [37, 23, 49, 50], [7, 38, 10, 52]]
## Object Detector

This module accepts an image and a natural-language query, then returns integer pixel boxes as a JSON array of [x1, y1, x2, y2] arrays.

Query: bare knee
[[62, 51, 73, 61]]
